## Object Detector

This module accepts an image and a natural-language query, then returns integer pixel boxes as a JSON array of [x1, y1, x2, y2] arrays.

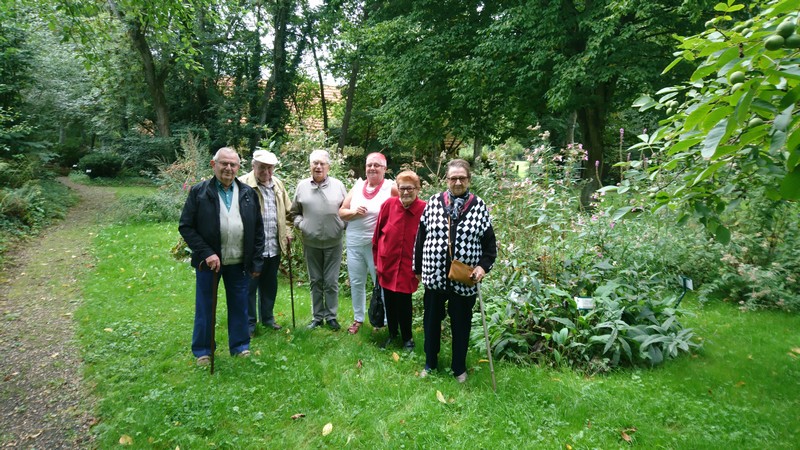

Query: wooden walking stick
[[210, 267, 219, 375], [476, 282, 497, 392], [287, 240, 296, 329]]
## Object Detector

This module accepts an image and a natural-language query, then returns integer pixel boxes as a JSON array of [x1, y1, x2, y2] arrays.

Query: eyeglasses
[[398, 186, 418, 192], [447, 176, 469, 183]]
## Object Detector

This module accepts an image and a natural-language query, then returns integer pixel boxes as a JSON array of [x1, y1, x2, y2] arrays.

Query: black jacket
[[179, 177, 265, 273]]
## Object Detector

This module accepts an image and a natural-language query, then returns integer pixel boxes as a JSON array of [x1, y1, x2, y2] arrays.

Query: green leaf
[[779, 84, 800, 111], [780, 169, 800, 200], [692, 160, 729, 186], [690, 63, 718, 82], [662, 56, 684, 74], [684, 103, 713, 132], [702, 118, 729, 158], [787, 127, 800, 169], [611, 206, 632, 221], [668, 137, 704, 155], [715, 225, 731, 244], [773, 105, 794, 132]]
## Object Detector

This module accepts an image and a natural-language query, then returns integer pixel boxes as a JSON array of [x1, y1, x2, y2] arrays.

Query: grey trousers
[[303, 242, 342, 321]]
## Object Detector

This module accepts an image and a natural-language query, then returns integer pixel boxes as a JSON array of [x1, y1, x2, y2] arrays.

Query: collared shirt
[[216, 178, 234, 211], [258, 180, 280, 257]]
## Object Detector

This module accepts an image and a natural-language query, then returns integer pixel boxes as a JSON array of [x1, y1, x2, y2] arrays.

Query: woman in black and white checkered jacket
[[413, 159, 497, 383]]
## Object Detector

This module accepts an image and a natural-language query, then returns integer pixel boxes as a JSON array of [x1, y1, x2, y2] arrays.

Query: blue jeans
[[192, 263, 250, 357], [248, 254, 281, 331]]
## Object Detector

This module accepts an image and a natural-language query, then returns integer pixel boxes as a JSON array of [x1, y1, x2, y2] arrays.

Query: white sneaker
[[196, 355, 211, 366], [456, 372, 467, 383]]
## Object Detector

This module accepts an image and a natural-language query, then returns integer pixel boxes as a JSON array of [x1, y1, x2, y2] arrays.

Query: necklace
[[362, 179, 384, 200]]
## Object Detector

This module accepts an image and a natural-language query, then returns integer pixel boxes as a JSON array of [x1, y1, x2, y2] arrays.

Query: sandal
[[196, 355, 211, 366], [347, 321, 362, 334]]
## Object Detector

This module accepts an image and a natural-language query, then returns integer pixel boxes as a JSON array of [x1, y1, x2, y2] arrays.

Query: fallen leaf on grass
[[103, 328, 113, 333], [392, 352, 399, 362], [735, 381, 746, 387], [436, 390, 446, 404], [356, 359, 363, 369], [119, 434, 133, 445], [322, 422, 333, 436], [290, 413, 305, 420], [790, 352, 798, 359], [478, 359, 489, 363], [565, 444, 573, 450], [50, 352, 59, 358], [620, 427, 637, 443], [791, 347, 800, 354]]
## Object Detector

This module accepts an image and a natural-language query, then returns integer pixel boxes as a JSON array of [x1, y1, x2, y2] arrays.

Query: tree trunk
[[472, 138, 482, 165], [566, 110, 577, 145], [259, 0, 290, 138], [576, 106, 605, 182], [310, 34, 329, 133], [337, 56, 359, 153], [108, 0, 171, 137]]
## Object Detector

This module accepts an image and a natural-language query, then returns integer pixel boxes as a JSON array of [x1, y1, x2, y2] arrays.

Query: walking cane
[[287, 239, 296, 329], [209, 264, 220, 375], [476, 282, 497, 392]]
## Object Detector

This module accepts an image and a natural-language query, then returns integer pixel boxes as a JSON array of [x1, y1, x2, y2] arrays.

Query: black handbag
[[368, 283, 385, 328]]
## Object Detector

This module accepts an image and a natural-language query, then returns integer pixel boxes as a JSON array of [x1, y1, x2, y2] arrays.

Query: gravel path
[[0, 177, 117, 449]]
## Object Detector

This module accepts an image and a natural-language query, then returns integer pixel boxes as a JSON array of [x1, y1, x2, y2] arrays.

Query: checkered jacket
[[414, 191, 497, 296]]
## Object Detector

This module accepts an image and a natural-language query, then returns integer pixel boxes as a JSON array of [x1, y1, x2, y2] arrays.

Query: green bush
[[467, 131, 702, 371], [78, 152, 123, 178]]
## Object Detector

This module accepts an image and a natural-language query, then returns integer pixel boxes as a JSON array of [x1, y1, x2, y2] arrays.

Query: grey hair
[[446, 158, 471, 178], [213, 147, 240, 163], [309, 149, 331, 165]]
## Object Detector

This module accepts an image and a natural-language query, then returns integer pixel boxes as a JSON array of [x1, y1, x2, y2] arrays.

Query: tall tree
[[472, 0, 714, 178], [256, 0, 312, 147]]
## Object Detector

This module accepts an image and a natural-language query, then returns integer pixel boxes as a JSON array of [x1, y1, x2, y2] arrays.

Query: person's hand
[[415, 274, 422, 282], [470, 266, 486, 283], [251, 272, 261, 279], [204, 254, 221, 272], [354, 205, 367, 217]]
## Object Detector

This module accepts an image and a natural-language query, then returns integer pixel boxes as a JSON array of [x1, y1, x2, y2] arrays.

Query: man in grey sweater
[[289, 150, 347, 330]]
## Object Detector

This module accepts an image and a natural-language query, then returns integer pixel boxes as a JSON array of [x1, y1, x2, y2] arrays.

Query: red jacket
[[372, 196, 426, 294]]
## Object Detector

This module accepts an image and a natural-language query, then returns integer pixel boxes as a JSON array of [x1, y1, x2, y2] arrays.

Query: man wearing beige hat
[[240, 149, 293, 336]]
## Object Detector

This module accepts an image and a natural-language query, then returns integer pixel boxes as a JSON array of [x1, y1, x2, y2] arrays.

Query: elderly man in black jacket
[[179, 147, 265, 366]]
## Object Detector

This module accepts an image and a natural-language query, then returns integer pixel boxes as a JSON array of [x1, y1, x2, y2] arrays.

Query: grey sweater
[[290, 176, 347, 248]]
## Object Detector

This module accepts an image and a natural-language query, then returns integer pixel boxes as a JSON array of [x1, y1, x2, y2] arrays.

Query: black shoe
[[307, 319, 323, 330], [381, 334, 397, 349], [327, 319, 341, 331], [403, 339, 415, 351]]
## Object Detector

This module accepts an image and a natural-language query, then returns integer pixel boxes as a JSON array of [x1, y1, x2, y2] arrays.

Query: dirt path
[[0, 177, 117, 449]]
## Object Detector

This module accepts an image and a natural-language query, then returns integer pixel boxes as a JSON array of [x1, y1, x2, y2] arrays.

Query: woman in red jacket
[[372, 170, 426, 350]]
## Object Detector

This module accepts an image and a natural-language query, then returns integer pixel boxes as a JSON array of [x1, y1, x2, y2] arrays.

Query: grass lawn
[[76, 221, 800, 448]]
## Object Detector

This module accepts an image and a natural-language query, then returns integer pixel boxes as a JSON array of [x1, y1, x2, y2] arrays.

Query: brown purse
[[448, 259, 475, 286], [447, 216, 476, 286]]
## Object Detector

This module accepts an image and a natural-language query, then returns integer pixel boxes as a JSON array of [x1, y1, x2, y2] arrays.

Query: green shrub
[[466, 130, 702, 371], [78, 152, 123, 178]]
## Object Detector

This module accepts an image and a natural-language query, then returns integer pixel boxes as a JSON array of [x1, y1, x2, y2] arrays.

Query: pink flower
[[609, 221, 616, 229], [595, 160, 600, 168]]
